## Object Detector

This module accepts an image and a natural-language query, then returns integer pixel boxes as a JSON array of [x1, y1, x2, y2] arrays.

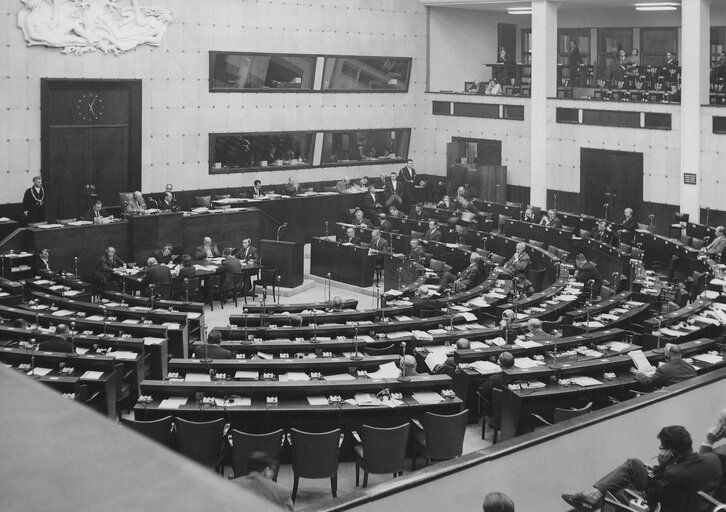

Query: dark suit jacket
[[457, 261, 485, 290], [153, 250, 179, 265], [576, 261, 603, 297], [647, 451, 722, 512], [370, 237, 389, 252], [195, 244, 221, 260], [158, 199, 178, 211], [85, 208, 109, 222], [215, 256, 243, 291], [413, 297, 444, 318], [408, 209, 426, 221], [38, 337, 74, 353], [339, 235, 361, 245], [548, 217, 562, 230], [363, 193, 380, 213], [22, 186, 46, 223], [636, 357, 697, 388], [140, 264, 173, 288], [176, 265, 197, 281], [398, 166, 417, 192], [95, 254, 126, 279], [192, 344, 233, 359], [424, 228, 442, 242], [236, 246, 259, 264], [379, 219, 393, 232], [247, 187, 265, 199], [622, 216, 637, 231], [504, 251, 531, 278], [409, 245, 426, 261], [592, 229, 614, 245], [352, 217, 371, 228], [33, 255, 53, 274], [283, 184, 299, 196], [383, 178, 403, 200]]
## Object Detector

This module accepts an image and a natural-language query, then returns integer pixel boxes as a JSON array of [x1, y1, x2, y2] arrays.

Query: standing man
[[568, 40, 584, 86], [22, 176, 46, 224], [398, 159, 417, 211]]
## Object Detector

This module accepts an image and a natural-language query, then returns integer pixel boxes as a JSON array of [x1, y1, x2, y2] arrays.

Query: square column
[[680, 0, 711, 221], [530, 0, 559, 209]]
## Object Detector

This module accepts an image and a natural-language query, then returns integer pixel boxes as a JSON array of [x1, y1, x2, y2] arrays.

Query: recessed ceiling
[[420, 0, 682, 13]]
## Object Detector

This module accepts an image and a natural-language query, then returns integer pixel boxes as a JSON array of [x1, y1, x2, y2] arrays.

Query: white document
[[323, 373, 356, 381], [424, 351, 448, 372], [234, 370, 259, 380], [158, 397, 188, 409], [456, 312, 478, 322], [307, 396, 329, 406], [367, 362, 400, 379], [81, 370, 104, 380], [185, 373, 212, 382], [412, 391, 444, 404], [569, 376, 604, 387], [468, 360, 502, 375]]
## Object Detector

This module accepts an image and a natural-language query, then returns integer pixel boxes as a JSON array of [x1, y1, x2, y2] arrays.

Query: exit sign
[[683, 173, 697, 185]]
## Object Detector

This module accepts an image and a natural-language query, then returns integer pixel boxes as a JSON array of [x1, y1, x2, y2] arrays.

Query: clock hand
[[88, 102, 95, 116]]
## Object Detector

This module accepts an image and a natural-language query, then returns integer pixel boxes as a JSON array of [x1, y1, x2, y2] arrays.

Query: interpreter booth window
[[322, 56, 412, 92], [640, 28, 678, 67], [210, 132, 314, 173], [209, 52, 317, 91], [320, 129, 411, 166]]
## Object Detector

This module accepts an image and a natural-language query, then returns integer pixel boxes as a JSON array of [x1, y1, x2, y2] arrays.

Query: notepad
[[323, 373, 356, 381], [108, 350, 137, 360], [122, 319, 140, 324], [51, 309, 74, 317], [158, 397, 188, 409], [468, 360, 502, 375], [367, 362, 400, 380], [64, 290, 83, 297], [693, 353, 723, 364], [354, 393, 381, 406], [285, 372, 310, 381], [185, 373, 211, 382], [234, 370, 259, 380], [412, 392, 444, 404], [143, 337, 166, 345], [81, 370, 104, 380], [29, 367, 52, 377], [307, 396, 329, 406]]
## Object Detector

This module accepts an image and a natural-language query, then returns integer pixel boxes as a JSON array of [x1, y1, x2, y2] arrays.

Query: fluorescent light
[[635, 6, 677, 10], [634, 2, 679, 9], [507, 8, 532, 14]]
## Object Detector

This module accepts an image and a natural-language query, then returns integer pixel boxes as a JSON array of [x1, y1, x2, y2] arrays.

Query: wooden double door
[[41, 79, 141, 221], [580, 148, 643, 222]]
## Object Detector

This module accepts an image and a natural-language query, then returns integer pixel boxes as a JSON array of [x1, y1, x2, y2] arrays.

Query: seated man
[[85, 199, 114, 224], [702, 225, 726, 258], [423, 219, 442, 243], [235, 238, 259, 265], [336, 176, 352, 193], [362, 184, 382, 220], [139, 257, 173, 297], [433, 338, 470, 377], [408, 238, 425, 262], [38, 324, 73, 353], [214, 248, 243, 294], [502, 242, 530, 280], [388, 205, 405, 219], [574, 253, 603, 300], [158, 191, 179, 211], [195, 237, 221, 260], [329, 296, 344, 312], [283, 177, 300, 196], [478, 351, 515, 413], [408, 202, 426, 221], [338, 226, 360, 245], [95, 246, 126, 289], [173, 254, 197, 300], [634, 343, 696, 388], [192, 331, 233, 359], [440, 252, 486, 292], [125, 191, 147, 214], [351, 208, 371, 229], [592, 220, 614, 245], [153, 244, 179, 265], [33, 247, 53, 274], [522, 208, 536, 223], [399, 355, 420, 378], [248, 179, 265, 199], [562, 425, 722, 512], [412, 285, 444, 319], [527, 318, 560, 343], [369, 229, 390, 252], [437, 195, 453, 210], [176, 254, 196, 280], [377, 213, 393, 233], [540, 209, 562, 229]]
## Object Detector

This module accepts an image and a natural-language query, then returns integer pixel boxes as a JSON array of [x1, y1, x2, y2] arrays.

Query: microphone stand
[[261, 288, 267, 328], [184, 278, 189, 303], [350, 323, 362, 361], [200, 327, 212, 364], [68, 320, 78, 358], [397, 341, 410, 382], [706, 207, 710, 227], [102, 305, 108, 336], [656, 316, 663, 350], [149, 284, 156, 310], [325, 220, 329, 238], [447, 290, 453, 331], [311, 310, 319, 344], [326, 273, 331, 302], [276, 275, 281, 306], [553, 192, 558, 212], [243, 308, 249, 343], [603, 203, 609, 221]]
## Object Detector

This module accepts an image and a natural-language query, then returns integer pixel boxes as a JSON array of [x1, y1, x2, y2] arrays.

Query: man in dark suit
[[575, 253, 603, 299], [192, 331, 233, 359], [562, 425, 722, 512], [234, 238, 259, 265], [408, 202, 426, 221], [351, 209, 371, 229], [195, 237, 221, 260], [85, 200, 114, 224], [38, 324, 73, 353], [540, 209, 562, 229], [398, 159, 417, 211], [369, 229, 389, 252], [248, 179, 265, 199], [215, 248, 243, 293], [621, 207, 637, 232], [140, 257, 173, 297], [441, 253, 485, 292], [634, 343, 697, 388], [424, 220, 442, 243], [22, 176, 46, 224], [95, 246, 126, 289], [362, 185, 382, 220], [378, 213, 393, 233], [477, 352, 514, 414], [33, 247, 53, 275], [339, 227, 360, 245], [592, 220, 614, 245], [502, 242, 531, 280], [568, 40, 584, 86], [408, 238, 426, 262], [153, 244, 179, 265], [383, 171, 403, 208], [158, 191, 179, 211], [412, 285, 444, 319], [176, 254, 196, 280]]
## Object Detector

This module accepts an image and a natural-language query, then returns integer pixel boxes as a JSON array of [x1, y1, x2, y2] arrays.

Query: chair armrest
[[530, 413, 553, 427]]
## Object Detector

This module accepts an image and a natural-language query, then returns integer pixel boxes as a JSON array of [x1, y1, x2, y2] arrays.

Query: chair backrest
[[680, 234, 693, 246], [177, 276, 201, 301], [359, 423, 410, 474], [490, 254, 505, 265], [630, 247, 644, 260], [579, 229, 591, 238], [118, 192, 134, 209], [195, 195, 212, 208], [411, 230, 423, 239], [429, 259, 445, 273], [528, 239, 544, 248], [423, 409, 469, 461], [260, 268, 277, 282], [691, 237, 705, 250], [290, 428, 340, 478], [150, 282, 172, 300], [546, 244, 559, 255], [618, 243, 631, 255], [490, 388, 503, 429], [476, 248, 491, 258], [231, 428, 285, 477], [553, 402, 593, 423], [364, 343, 397, 355], [121, 416, 174, 447], [176, 417, 226, 467], [600, 286, 614, 300]]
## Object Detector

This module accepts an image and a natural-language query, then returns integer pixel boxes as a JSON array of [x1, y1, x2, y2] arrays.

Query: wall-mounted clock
[[76, 92, 104, 122]]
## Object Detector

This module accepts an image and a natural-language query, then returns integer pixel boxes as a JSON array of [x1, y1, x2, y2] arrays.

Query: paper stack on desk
[[467, 360, 502, 375], [323, 373, 356, 381], [367, 362, 399, 379], [465, 297, 490, 308], [107, 350, 137, 360], [185, 373, 212, 382], [692, 353, 723, 364], [569, 376, 604, 387], [307, 396, 329, 406], [354, 393, 380, 406], [514, 357, 542, 369], [81, 370, 104, 380], [412, 391, 444, 404], [234, 370, 259, 380], [158, 397, 188, 409]]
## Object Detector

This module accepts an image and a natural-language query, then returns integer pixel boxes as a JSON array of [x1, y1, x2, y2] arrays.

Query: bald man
[[195, 237, 220, 260], [502, 242, 530, 279], [634, 343, 696, 388]]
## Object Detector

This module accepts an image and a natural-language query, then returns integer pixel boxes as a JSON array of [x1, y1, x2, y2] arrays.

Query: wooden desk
[[503, 219, 576, 254], [168, 354, 398, 374], [310, 237, 376, 287]]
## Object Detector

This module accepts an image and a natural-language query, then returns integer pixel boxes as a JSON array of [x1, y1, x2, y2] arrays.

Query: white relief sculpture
[[17, 0, 173, 55]]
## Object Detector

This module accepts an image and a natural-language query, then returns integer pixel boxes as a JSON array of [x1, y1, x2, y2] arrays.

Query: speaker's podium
[[260, 239, 304, 288]]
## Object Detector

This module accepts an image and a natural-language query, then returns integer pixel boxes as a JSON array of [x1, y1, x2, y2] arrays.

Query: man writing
[[85, 200, 114, 224], [575, 253, 603, 300], [139, 257, 172, 297]]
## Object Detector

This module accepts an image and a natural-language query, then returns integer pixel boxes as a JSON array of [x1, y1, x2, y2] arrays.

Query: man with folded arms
[[562, 425, 721, 512], [502, 242, 530, 280]]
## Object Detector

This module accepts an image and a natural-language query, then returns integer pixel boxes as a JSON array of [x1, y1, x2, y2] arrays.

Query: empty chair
[[289, 428, 341, 502], [230, 428, 285, 479], [121, 416, 174, 448], [490, 254, 505, 266], [176, 417, 227, 475], [253, 267, 279, 303], [546, 244, 559, 255], [531, 402, 593, 428], [479, 388, 502, 443], [528, 239, 544, 248], [354, 423, 410, 487], [428, 258, 445, 274], [411, 409, 468, 469]]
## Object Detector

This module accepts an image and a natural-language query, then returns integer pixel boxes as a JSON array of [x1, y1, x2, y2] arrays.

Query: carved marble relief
[[18, 0, 173, 55]]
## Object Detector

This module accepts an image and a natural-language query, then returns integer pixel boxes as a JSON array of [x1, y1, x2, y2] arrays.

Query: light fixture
[[634, 2, 679, 10], [507, 7, 532, 15]]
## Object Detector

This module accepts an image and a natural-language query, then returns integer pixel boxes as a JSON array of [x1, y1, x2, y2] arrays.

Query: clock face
[[76, 92, 104, 122]]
